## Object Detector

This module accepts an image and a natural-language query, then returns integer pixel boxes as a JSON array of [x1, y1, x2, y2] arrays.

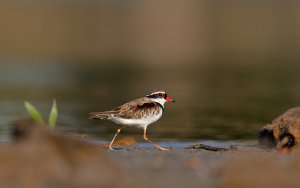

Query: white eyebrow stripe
[[152, 91, 165, 95]]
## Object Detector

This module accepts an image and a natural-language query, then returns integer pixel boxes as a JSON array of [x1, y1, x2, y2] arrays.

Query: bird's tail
[[89, 112, 112, 120]]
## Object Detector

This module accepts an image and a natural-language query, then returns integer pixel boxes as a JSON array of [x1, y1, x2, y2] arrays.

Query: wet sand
[[104, 143, 300, 188], [2, 123, 300, 188]]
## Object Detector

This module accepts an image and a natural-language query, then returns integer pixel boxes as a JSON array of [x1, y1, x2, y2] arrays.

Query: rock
[[99, 137, 137, 150], [258, 107, 300, 150], [11, 118, 37, 140], [113, 137, 137, 147]]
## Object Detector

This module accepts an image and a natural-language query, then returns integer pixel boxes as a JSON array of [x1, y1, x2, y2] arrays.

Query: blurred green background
[[1, 1, 300, 142]]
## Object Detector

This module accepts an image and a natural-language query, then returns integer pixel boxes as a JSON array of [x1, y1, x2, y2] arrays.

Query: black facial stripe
[[155, 102, 164, 111], [147, 92, 166, 98], [147, 94, 156, 98]]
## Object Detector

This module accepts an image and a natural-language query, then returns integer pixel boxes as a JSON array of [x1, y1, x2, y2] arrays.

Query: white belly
[[109, 111, 163, 129]]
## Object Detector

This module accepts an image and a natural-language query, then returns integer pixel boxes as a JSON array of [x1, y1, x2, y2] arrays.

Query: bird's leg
[[143, 128, 169, 151], [108, 126, 125, 150]]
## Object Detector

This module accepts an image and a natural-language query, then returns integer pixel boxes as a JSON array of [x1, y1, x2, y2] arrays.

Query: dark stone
[[258, 107, 300, 149]]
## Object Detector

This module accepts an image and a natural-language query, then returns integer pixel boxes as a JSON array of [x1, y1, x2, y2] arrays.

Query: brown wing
[[113, 97, 162, 119], [89, 111, 118, 120]]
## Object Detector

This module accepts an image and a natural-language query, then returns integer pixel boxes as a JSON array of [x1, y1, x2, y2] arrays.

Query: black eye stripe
[[147, 94, 155, 98], [147, 92, 166, 98]]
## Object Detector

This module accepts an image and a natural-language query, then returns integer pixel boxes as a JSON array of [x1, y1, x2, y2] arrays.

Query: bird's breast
[[110, 110, 163, 129]]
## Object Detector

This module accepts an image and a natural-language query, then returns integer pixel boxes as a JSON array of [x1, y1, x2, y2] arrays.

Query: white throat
[[151, 98, 167, 107]]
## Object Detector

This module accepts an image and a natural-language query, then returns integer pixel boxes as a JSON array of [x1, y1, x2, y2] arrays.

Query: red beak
[[166, 97, 175, 103]]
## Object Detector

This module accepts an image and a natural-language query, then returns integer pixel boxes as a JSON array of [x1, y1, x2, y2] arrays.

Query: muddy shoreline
[[104, 144, 300, 188], [3, 105, 300, 188], [1, 124, 299, 188]]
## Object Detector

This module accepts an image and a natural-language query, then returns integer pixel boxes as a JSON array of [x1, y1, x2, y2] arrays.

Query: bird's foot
[[155, 145, 169, 151], [108, 146, 114, 151]]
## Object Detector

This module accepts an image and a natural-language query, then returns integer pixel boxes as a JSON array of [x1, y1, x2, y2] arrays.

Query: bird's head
[[146, 90, 175, 107]]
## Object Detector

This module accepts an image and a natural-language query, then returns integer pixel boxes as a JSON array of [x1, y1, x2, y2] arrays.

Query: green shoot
[[48, 99, 58, 129], [24, 101, 45, 126], [24, 99, 59, 128]]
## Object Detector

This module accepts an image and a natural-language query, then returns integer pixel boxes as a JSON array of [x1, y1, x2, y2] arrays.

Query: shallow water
[[1, 60, 300, 142], [90, 139, 258, 152]]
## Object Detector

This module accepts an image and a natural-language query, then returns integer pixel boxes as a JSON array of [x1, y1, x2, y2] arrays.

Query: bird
[[89, 90, 175, 151]]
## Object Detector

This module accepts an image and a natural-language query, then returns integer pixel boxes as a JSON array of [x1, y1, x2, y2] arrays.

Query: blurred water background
[[1, 1, 300, 142]]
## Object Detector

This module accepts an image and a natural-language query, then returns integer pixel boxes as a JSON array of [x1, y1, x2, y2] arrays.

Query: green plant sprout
[[24, 99, 58, 129]]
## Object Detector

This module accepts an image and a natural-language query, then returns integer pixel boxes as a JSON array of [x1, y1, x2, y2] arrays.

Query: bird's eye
[[158, 93, 163, 97]]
